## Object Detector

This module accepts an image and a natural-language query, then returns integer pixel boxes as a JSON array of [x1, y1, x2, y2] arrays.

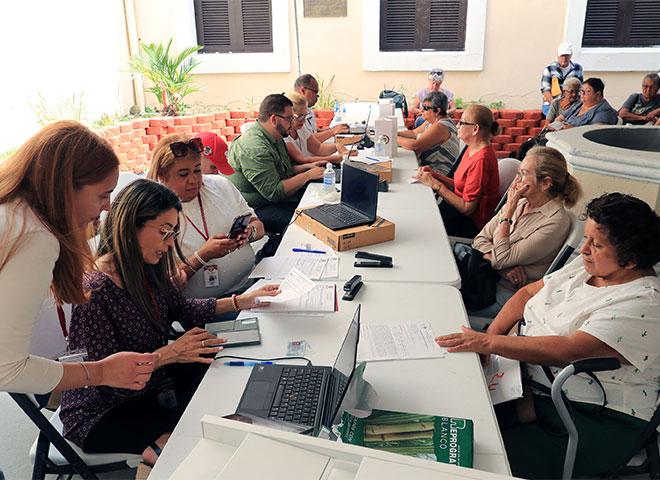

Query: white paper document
[[358, 320, 446, 362], [250, 279, 336, 314], [250, 256, 329, 280], [256, 267, 315, 304], [483, 354, 523, 405]]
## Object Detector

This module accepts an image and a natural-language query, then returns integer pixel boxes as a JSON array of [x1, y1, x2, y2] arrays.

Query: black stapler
[[354, 251, 393, 268], [342, 274, 363, 301]]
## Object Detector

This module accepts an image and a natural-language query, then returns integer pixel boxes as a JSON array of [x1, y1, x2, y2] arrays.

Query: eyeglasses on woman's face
[[422, 104, 436, 111], [457, 120, 477, 127], [168, 138, 203, 158], [293, 112, 309, 122], [145, 225, 180, 242]]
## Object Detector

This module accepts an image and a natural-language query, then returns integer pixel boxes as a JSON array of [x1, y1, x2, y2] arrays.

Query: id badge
[[57, 347, 89, 363], [204, 265, 219, 287]]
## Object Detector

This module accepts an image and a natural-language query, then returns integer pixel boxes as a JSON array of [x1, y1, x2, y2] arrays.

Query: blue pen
[[225, 361, 274, 366], [292, 248, 327, 254], [365, 156, 381, 162]]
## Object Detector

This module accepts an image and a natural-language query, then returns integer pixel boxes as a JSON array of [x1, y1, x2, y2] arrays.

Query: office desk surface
[[149, 283, 509, 478]]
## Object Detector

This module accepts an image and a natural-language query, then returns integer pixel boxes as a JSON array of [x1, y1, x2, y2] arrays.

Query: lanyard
[[56, 302, 68, 340], [184, 194, 209, 241], [144, 274, 163, 328]]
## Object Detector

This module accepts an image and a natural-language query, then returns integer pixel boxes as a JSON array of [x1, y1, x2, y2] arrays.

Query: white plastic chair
[[240, 121, 256, 134]]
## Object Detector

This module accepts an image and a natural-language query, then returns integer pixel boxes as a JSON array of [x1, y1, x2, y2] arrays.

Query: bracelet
[[194, 250, 209, 267], [80, 362, 91, 386], [500, 218, 513, 225], [248, 224, 257, 242], [231, 294, 240, 312]]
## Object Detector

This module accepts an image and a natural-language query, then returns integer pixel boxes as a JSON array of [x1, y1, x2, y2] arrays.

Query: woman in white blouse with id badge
[[148, 132, 265, 302]]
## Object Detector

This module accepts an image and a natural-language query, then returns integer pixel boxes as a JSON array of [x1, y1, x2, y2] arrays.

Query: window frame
[[362, 0, 487, 71], [174, 0, 290, 74], [564, 0, 660, 71]]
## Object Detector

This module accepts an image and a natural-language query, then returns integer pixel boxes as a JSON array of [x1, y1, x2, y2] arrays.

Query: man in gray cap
[[540, 43, 583, 115]]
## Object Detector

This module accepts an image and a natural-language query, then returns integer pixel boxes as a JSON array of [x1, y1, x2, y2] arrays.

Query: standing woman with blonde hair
[[415, 104, 501, 237], [0, 121, 157, 395]]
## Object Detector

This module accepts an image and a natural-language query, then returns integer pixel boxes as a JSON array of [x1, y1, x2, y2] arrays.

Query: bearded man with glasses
[[226, 94, 324, 251]]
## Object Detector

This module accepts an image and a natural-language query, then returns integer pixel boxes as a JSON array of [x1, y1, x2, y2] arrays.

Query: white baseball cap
[[557, 43, 573, 56]]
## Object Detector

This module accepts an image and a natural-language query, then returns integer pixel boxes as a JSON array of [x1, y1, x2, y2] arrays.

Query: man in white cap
[[540, 43, 583, 116]]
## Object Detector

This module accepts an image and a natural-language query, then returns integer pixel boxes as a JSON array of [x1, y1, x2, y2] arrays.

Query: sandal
[[135, 442, 162, 480]]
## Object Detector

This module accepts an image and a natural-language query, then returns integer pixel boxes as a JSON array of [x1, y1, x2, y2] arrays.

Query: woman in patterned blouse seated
[[436, 192, 660, 479], [60, 179, 279, 469]]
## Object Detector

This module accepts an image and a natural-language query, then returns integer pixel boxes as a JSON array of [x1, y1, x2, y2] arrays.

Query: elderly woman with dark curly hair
[[436, 192, 660, 479]]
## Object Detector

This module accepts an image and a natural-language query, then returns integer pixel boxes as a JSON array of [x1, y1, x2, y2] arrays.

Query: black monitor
[[341, 164, 379, 217]]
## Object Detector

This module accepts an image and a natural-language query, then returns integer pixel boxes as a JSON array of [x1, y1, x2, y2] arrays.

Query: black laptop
[[236, 305, 361, 434], [303, 163, 379, 230]]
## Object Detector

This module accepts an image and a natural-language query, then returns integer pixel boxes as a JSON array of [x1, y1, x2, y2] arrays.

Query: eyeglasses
[[422, 105, 436, 111], [457, 120, 477, 126], [274, 114, 294, 124], [305, 87, 319, 94], [146, 225, 180, 242], [168, 138, 203, 158], [293, 113, 309, 121]]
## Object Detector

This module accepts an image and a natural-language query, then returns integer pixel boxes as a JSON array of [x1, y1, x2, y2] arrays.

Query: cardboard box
[[294, 207, 395, 251], [346, 159, 392, 183], [335, 134, 363, 146]]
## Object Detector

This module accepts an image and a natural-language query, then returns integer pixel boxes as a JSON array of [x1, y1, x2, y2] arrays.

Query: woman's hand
[[199, 234, 241, 260], [96, 351, 159, 390], [237, 284, 281, 310], [503, 265, 527, 289], [435, 326, 493, 355], [414, 167, 442, 192], [503, 178, 528, 218], [161, 327, 226, 366]]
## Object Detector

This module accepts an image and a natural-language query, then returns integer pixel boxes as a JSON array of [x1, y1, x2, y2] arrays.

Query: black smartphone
[[228, 213, 252, 239]]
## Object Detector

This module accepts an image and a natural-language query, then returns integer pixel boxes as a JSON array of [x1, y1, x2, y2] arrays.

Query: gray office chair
[[11, 298, 140, 480], [552, 357, 660, 479]]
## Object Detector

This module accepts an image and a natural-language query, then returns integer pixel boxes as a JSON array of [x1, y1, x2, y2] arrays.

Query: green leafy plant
[[127, 39, 204, 116], [315, 74, 338, 110], [30, 92, 89, 126], [93, 111, 123, 128], [455, 97, 505, 110]]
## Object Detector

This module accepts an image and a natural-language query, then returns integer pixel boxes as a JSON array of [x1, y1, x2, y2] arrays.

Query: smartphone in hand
[[228, 213, 252, 239]]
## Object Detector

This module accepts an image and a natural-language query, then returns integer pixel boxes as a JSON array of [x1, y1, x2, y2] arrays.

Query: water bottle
[[374, 135, 387, 156], [334, 101, 341, 123], [323, 162, 336, 194]]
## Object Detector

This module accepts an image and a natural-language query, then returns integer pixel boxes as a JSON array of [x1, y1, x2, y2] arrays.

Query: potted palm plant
[[128, 39, 203, 116]]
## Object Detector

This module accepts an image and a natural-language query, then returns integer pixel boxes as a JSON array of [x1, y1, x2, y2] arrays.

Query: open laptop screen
[[341, 164, 379, 218]]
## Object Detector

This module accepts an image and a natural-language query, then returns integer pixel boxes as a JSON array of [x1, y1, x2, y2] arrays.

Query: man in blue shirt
[[541, 43, 584, 116]]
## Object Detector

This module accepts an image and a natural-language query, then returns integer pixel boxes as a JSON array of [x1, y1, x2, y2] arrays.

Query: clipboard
[[204, 317, 261, 347]]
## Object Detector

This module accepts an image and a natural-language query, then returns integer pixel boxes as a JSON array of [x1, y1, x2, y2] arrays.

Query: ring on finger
[[201, 340, 206, 348]]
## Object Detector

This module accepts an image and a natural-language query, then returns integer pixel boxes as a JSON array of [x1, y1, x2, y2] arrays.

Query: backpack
[[379, 90, 408, 118]]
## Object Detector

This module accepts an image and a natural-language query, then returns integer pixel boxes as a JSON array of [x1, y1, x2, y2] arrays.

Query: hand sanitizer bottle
[[323, 162, 336, 195]]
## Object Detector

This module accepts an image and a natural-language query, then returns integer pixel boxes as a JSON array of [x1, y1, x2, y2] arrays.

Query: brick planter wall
[[96, 109, 543, 173]]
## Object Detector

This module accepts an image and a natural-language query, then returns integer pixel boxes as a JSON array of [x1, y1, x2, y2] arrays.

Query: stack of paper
[[250, 252, 338, 280], [358, 320, 446, 362], [249, 273, 336, 315]]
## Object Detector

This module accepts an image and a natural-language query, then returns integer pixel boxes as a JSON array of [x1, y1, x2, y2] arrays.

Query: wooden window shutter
[[195, 0, 273, 53], [380, 0, 467, 52], [582, 0, 660, 47]]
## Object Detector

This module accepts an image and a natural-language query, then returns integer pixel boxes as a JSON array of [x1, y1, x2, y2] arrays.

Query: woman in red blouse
[[415, 104, 501, 237]]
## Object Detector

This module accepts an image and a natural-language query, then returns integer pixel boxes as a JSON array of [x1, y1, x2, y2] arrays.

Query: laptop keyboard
[[268, 367, 324, 426], [322, 204, 368, 224]]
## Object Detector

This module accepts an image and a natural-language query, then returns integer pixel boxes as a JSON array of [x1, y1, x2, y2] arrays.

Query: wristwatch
[[247, 224, 257, 242], [500, 218, 513, 225]]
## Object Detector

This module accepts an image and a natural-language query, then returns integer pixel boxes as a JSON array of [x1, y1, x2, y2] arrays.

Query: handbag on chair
[[452, 243, 500, 311]]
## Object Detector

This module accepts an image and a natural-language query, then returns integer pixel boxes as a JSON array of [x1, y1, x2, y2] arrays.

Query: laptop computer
[[303, 163, 379, 230], [235, 305, 361, 435]]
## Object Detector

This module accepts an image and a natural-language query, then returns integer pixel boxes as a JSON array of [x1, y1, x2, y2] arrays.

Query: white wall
[[0, 0, 133, 153]]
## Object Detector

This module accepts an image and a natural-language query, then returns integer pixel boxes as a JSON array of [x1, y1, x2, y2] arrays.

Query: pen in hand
[[224, 361, 274, 366]]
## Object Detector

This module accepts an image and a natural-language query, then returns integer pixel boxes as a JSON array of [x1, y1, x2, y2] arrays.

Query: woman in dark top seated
[[397, 91, 460, 176], [60, 180, 279, 468], [548, 77, 618, 129]]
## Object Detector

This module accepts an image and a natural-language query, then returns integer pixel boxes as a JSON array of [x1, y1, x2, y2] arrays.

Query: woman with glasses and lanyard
[[147, 133, 265, 303], [283, 92, 356, 165], [60, 179, 278, 470], [397, 91, 460, 176], [415, 104, 500, 238]]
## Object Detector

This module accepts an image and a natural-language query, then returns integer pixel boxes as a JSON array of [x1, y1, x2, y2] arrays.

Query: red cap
[[196, 132, 234, 175]]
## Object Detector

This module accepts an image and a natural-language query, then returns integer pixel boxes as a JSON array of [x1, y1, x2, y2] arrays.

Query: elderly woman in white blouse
[[437, 192, 660, 479]]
